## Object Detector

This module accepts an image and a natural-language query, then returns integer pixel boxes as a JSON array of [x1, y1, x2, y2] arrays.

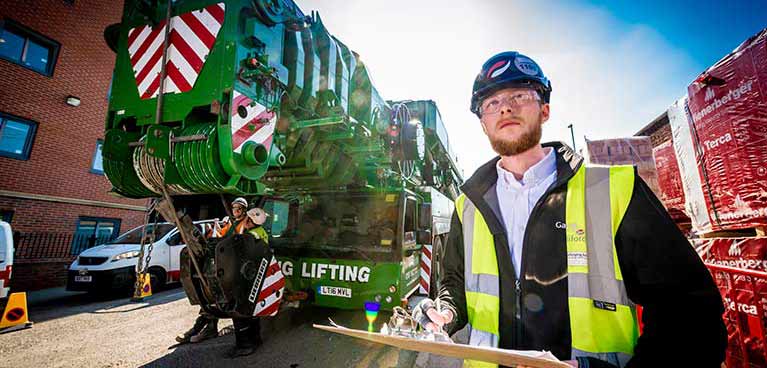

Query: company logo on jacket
[[556, 221, 586, 241]]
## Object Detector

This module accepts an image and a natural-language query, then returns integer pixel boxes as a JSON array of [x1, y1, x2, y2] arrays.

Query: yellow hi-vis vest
[[456, 165, 639, 368], [248, 226, 269, 245]]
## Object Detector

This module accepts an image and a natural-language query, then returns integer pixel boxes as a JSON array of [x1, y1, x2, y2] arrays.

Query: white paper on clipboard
[[313, 321, 569, 368]]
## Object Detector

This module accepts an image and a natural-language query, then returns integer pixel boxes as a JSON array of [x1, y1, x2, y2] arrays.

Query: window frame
[[75, 216, 121, 238], [0, 210, 13, 224], [403, 196, 418, 234], [0, 19, 61, 77], [0, 111, 38, 160], [264, 199, 291, 237], [401, 196, 418, 251], [71, 216, 122, 255], [90, 139, 104, 175], [166, 223, 204, 246], [166, 231, 183, 246]]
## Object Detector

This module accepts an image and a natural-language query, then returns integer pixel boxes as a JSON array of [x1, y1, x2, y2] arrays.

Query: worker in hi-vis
[[175, 197, 249, 344], [413, 51, 726, 368]]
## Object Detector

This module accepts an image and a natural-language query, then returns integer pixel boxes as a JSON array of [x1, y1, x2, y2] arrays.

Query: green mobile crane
[[102, 0, 462, 314]]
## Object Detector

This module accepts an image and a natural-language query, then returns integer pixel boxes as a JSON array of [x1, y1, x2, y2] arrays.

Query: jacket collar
[[496, 147, 556, 189], [460, 141, 583, 210]]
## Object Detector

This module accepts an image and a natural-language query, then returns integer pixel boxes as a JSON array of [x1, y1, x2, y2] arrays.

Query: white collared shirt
[[495, 148, 557, 278]]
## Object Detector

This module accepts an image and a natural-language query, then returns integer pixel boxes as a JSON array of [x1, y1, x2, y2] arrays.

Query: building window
[[0, 112, 37, 160], [71, 217, 121, 255], [0, 210, 12, 223], [0, 19, 60, 76], [91, 140, 104, 174]]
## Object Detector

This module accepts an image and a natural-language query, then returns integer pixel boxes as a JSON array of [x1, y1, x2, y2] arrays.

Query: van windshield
[[109, 224, 175, 244]]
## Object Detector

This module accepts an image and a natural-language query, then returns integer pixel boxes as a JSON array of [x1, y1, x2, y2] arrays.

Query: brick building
[[0, 0, 148, 291], [635, 111, 672, 148]]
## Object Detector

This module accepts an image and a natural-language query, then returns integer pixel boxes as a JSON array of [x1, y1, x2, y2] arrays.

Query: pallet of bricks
[[659, 28, 767, 368], [584, 132, 694, 239]]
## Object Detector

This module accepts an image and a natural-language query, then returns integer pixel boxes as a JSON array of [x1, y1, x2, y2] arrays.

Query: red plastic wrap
[[695, 237, 767, 368], [653, 140, 690, 224], [585, 137, 661, 198], [686, 29, 767, 232]]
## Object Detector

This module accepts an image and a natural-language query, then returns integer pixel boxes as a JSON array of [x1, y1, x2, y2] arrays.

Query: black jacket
[[439, 142, 726, 368]]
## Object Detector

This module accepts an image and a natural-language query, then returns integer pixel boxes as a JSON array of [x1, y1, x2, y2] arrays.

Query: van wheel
[[148, 268, 166, 293]]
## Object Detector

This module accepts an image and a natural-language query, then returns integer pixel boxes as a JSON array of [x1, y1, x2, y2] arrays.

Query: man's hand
[[412, 298, 454, 332]]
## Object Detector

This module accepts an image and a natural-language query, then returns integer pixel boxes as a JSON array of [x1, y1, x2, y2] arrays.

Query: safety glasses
[[480, 89, 541, 115]]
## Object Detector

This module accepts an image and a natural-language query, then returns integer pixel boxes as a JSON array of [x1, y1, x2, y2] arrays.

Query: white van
[[66, 220, 216, 293], [0, 221, 13, 300]]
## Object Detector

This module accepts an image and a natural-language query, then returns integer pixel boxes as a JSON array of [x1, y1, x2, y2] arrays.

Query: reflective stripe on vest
[[456, 194, 500, 368], [457, 164, 638, 368], [566, 165, 638, 367]]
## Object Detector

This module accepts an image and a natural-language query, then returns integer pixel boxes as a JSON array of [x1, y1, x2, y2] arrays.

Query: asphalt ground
[[0, 286, 465, 368]]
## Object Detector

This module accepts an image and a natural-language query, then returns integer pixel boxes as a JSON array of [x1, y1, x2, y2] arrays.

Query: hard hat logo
[[487, 60, 512, 79], [514, 56, 539, 76]]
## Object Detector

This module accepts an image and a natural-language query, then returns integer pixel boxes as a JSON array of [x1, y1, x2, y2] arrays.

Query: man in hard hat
[[176, 197, 250, 344], [413, 52, 726, 367], [244, 207, 269, 242], [216, 197, 249, 237], [227, 207, 271, 358]]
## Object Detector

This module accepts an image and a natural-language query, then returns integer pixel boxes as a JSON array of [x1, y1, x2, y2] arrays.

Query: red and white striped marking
[[231, 90, 276, 153], [127, 3, 225, 99], [419, 244, 432, 295], [0, 265, 11, 299], [254, 255, 285, 317]]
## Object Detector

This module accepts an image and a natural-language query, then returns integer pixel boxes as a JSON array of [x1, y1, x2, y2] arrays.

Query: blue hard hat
[[470, 51, 552, 116]]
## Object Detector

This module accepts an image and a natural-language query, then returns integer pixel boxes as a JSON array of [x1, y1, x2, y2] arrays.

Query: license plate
[[318, 286, 352, 298], [75, 275, 92, 282]]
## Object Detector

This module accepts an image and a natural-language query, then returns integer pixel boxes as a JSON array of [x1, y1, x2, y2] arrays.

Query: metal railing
[[13, 232, 114, 260], [706, 263, 767, 368]]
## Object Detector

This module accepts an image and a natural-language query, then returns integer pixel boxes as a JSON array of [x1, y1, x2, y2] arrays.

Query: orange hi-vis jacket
[[210, 219, 247, 238]]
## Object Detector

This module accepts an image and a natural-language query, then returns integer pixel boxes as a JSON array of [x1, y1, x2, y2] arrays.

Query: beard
[[488, 113, 543, 156]]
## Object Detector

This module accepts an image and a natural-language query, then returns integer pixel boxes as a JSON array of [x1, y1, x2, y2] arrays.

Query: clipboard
[[313, 323, 571, 368]]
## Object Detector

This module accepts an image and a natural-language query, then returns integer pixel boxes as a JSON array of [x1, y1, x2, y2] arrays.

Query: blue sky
[[579, 0, 767, 70], [299, 0, 767, 175]]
